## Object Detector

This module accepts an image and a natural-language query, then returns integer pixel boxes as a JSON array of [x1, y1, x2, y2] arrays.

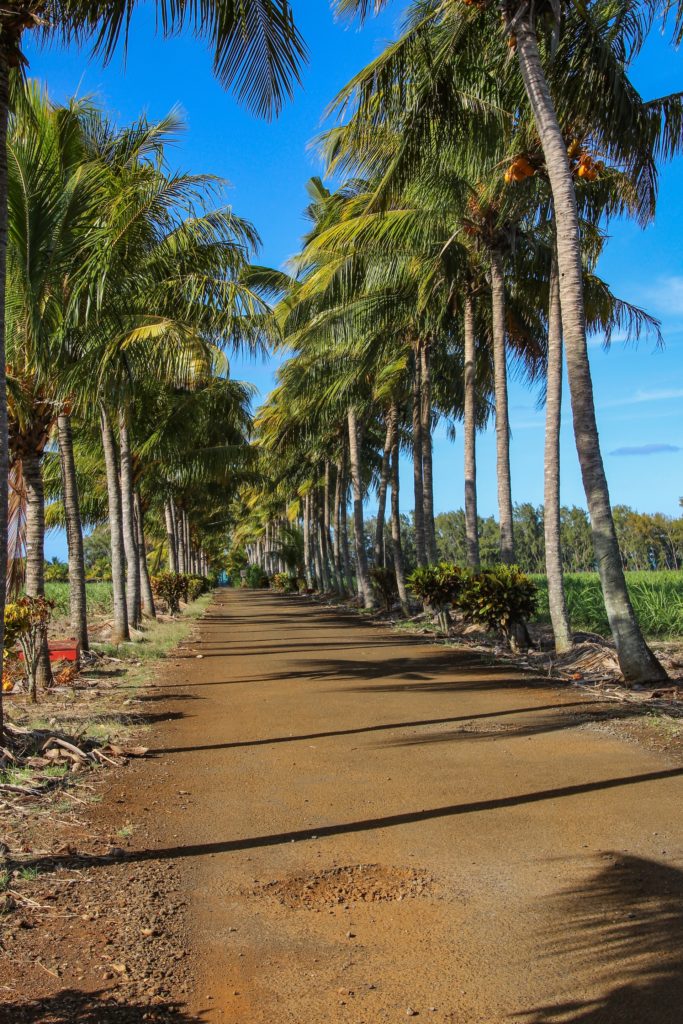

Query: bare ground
[[2, 588, 683, 1023]]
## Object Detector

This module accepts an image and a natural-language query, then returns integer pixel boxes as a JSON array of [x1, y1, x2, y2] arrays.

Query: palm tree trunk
[[490, 248, 514, 564], [164, 500, 178, 573], [324, 461, 342, 592], [57, 413, 89, 653], [347, 407, 375, 607], [544, 252, 571, 652], [339, 457, 353, 593], [303, 492, 314, 588], [135, 491, 156, 619], [100, 406, 129, 643], [514, 16, 666, 684], [463, 291, 480, 567], [178, 508, 187, 573], [23, 451, 52, 690], [374, 414, 392, 567], [175, 502, 187, 573], [389, 402, 409, 613], [183, 512, 191, 576], [333, 459, 346, 594], [0, 57, 10, 733], [316, 487, 332, 592], [318, 516, 332, 592], [421, 339, 438, 562], [311, 500, 323, 589], [411, 346, 427, 566], [118, 413, 141, 628]]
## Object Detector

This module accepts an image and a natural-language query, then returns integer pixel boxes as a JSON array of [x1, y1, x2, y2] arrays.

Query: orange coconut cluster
[[503, 144, 604, 185], [504, 155, 535, 183]]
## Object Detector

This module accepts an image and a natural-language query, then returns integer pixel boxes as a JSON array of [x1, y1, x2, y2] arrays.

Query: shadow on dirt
[[8, 990, 204, 1023], [19, 768, 683, 873], [515, 854, 683, 1024], [150, 700, 597, 755]]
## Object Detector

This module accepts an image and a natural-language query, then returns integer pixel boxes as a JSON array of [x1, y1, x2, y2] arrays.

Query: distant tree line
[[366, 506, 683, 576]]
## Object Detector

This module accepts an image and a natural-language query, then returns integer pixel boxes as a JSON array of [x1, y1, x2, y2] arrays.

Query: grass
[[92, 592, 212, 664], [45, 581, 113, 619], [530, 570, 683, 638], [17, 866, 40, 881], [0, 766, 34, 786]]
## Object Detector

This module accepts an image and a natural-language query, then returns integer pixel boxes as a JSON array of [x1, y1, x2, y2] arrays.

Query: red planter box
[[17, 641, 80, 663]]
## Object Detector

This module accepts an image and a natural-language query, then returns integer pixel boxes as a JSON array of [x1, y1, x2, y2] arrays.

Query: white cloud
[[600, 387, 683, 410], [610, 443, 681, 457], [641, 275, 683, 316]]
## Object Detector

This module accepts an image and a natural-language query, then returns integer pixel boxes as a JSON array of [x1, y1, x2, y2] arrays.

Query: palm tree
[[331, 0, 679, 682], [0, 0, 307, 731], [543, 250, 571, 651], [5, 86, 108, 679], [508, 3, 675, 679]]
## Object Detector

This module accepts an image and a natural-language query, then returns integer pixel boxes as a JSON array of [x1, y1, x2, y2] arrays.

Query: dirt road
[[6, 587, 682, 1024], [97, 587, 680, 1024]]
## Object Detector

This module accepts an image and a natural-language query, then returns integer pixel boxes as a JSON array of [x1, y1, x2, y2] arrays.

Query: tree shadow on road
[[515, 854, 683, 1024], [7, 990, 205, 1023], [18, 768, 683, 872]]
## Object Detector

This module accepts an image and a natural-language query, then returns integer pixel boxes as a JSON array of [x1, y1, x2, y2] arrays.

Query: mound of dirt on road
[[258, 864, 434, 910]]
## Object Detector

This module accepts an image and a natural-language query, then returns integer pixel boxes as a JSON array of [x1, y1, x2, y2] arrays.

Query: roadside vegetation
[[229, 2, 683, 689]]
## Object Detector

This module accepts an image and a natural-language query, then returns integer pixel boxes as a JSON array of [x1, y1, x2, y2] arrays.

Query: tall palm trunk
[[347, 407, 375, 607], [118, 414, 141, 628], [318, 518, 332, 592], [389, 402, 409, 613], [544, 252, 571, 652], [463, 292, 480, 567], [311, 499, 324, 589], [514, 16, 666, 684], [411, 346, 427, 566], [23, 451, 52, 692], [100, 406, 129, 643], [183, 512, 191, 576], [339, 457, 353, 593], [164, 500, 178, 572], [374, 414, 392, 567], [57, 413, 89, 653], [316, 486, 332, 592], [324, 461, 342, 592], [333, 459, 346, 594], [303, 492, 314, 588], [421, 339, 438, 562], [135, 491, 156, 619], [176, 504, 187, 573], [490, 248, 514, 564], [0, 57, 9, 734]]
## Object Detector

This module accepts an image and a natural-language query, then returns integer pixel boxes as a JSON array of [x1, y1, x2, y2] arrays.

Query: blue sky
[[25, 5, 682, 559]]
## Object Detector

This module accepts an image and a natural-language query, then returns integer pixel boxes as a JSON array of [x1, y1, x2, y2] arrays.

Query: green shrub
[[407, 561, 537, 649], [459, 564, 537, 651], [186, 575, 210, 601], [244, 564, 269, 589], [271, 572, 298, 593], [150, 572, 187, 613], [4, 596, 55, 701], [407, 563, 467, 607], [407, 562, 467, 631], [370, 567, 398, 611]]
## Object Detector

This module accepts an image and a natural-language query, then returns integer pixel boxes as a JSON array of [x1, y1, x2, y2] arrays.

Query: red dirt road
[[117, 588, 683, 1024]]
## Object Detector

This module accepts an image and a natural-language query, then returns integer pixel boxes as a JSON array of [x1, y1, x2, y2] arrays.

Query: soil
[[2, 588, 683, 1023]]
